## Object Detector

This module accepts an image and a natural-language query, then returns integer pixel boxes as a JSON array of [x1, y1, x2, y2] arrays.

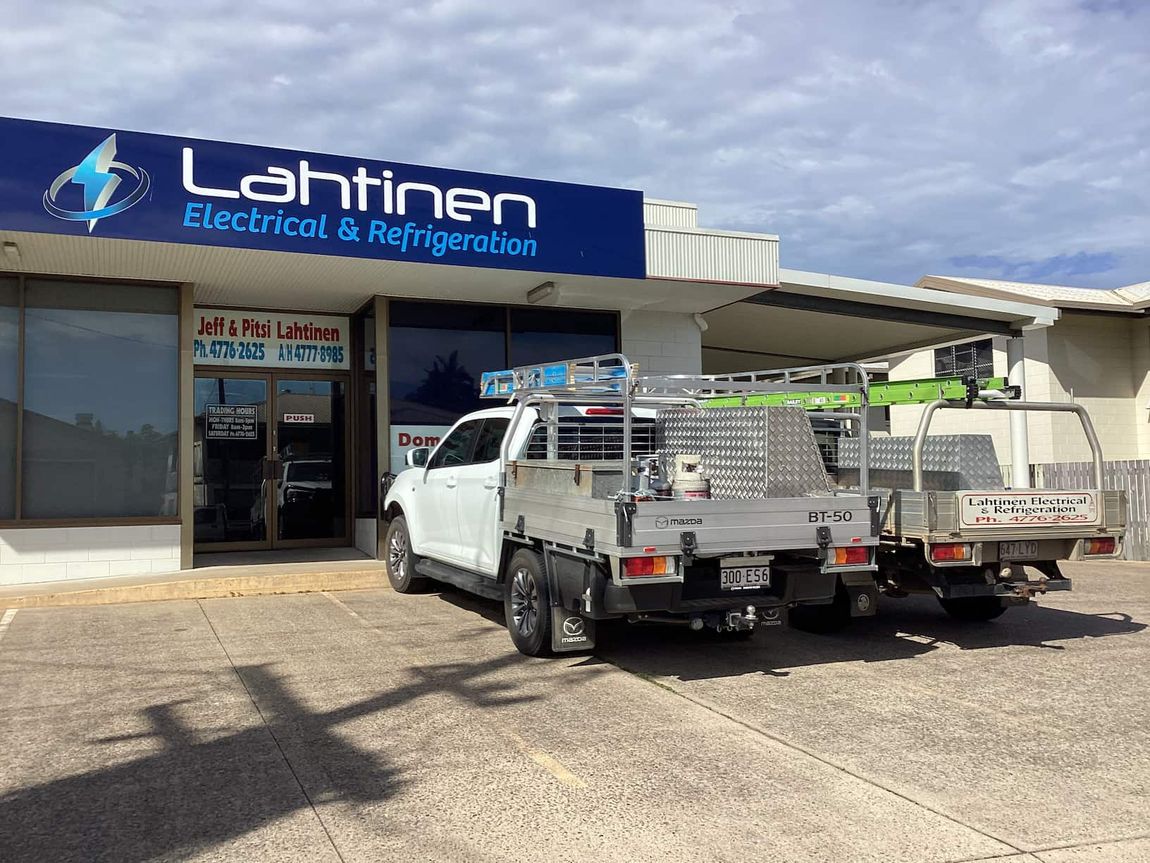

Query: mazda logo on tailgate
[[654, 516, 669, 529]]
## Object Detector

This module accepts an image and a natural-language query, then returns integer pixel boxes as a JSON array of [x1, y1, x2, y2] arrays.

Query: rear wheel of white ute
[[504, 549, 554, 657], [938, 596, 1008, 621], [384, 515, 427, 594]]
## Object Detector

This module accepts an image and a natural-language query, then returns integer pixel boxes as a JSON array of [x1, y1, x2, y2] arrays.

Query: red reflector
[[624, 557, 653, 576], [930, 543, 972, 562], [1085, 537, 1116, 555], [643, 546, 657, 553], [584, 407, 623, 415]]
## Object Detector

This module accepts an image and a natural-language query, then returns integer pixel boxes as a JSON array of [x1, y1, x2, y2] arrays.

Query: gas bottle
[[671, 454, 711, 500]]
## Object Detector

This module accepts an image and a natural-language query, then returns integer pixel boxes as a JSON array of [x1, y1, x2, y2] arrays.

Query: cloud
[[0, 0, 1148, 289], [947, 251, 1120, 282]]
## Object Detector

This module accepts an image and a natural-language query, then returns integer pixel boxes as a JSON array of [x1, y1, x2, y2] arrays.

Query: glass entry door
[[194, 372, 349, 550], [274, 378, 347, 543]]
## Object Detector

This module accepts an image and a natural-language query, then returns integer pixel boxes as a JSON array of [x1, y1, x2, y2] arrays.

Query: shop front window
[[19, 281, 179, 519], [0, 279, 17, 519], [388, 301, 505, 426], [509, 307, 617, 366], [385, 299, 619, 475]]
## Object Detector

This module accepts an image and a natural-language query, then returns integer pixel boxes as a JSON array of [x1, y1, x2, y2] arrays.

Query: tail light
[[832, 546, 870, 565], [623, 556, 675, 577], [930, 543, 973, 563], [1084, 537, 1117, 556]]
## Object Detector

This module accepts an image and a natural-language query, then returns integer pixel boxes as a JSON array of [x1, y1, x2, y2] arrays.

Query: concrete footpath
[[0, 549, 387, 609], [0, 560, 1148, 862]]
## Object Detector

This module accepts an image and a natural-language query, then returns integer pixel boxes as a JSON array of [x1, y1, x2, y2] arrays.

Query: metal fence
[[1033, 459, 1150, 561]]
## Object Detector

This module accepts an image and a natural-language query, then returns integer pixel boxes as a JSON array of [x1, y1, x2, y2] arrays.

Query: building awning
[[701, 268, 1057, 373], [0, 198, 782, 315]]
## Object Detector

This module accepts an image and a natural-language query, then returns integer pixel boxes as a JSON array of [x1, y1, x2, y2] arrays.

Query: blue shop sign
[[0, 116, 646, 279]]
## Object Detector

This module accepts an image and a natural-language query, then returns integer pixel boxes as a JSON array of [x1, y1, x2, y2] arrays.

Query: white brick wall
[[888, 316, 1150, 466], [0, 524, 181, 587], [1134, 319, 1150, 456], [621, 311, 702, 374]]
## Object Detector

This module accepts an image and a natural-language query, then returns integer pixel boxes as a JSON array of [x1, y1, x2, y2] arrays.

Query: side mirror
[[406, 446, 431, 468]]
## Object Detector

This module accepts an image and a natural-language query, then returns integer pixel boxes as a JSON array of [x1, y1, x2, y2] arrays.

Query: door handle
[[483, 477, 498, 489], [446, 476, 458, 488]]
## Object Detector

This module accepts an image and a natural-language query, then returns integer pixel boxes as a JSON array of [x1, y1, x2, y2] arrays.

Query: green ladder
[[703, 376, 1017, 411]]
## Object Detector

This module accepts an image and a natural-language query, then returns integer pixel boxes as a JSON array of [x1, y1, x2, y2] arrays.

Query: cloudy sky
[[3, 0, 1147, 289]]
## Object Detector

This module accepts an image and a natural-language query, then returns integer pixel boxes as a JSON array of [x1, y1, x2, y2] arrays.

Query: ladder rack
[[480, 354, 632, 399]]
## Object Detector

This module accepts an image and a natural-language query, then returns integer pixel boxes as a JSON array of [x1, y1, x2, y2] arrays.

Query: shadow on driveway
[[421, 575, 1145, 681], [593, 593, 1146, 681], [0, 656, 537, 862]]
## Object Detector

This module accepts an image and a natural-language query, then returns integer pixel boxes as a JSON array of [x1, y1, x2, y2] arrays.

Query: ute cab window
[[428, 420, 481, 469], [471, 418, 509, 463]]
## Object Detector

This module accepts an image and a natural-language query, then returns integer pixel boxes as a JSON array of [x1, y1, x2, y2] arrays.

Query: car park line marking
[[322, 591, 366, 623], [507, 731, 586, 789], [195, 600, 349, 863], [324, 589, 585, 788], [0, 609, 16, 645]]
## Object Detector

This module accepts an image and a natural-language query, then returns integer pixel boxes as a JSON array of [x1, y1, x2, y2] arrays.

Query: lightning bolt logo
[[44, 133, 150, 232], [72, 135, 122, 232]]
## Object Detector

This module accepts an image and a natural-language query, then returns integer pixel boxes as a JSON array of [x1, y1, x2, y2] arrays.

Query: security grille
[[522, 418, 658, 461], [934, 338, 993, 379]]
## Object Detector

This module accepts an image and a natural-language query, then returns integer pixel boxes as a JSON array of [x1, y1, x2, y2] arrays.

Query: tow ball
[[689, 606, 759, 632]]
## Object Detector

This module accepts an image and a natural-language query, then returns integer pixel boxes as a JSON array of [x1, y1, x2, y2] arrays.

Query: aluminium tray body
[[657, 406, 832, 499]]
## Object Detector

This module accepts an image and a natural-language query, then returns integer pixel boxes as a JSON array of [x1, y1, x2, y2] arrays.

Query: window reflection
[[22, 282, 178, 519], [193, 378, 267, 543], [388, 302, 505, 425], [509, 307, 617, 367], [387, 301, 619, 430]]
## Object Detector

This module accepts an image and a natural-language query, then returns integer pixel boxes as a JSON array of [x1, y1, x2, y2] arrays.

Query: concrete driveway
[[1, 560, 1147, 862]]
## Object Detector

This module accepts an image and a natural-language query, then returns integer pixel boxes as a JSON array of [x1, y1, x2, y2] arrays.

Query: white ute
[[381, 354, 884, 657]]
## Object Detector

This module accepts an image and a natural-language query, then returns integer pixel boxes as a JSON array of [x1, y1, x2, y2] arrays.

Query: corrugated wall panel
[[643, 200, 698, 228], [1037, 459, 1149, 560], [645, 227, 779, 286]]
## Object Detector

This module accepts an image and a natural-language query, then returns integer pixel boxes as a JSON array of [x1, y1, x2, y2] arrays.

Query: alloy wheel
[[388, 526, 407, 580], [510, 567, 539, 636]]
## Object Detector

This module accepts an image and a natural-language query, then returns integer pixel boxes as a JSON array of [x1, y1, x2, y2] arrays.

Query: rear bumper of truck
[[601, 560, 838, 616], [545, 547, 842, 621], [880, 489, 1126, 561]]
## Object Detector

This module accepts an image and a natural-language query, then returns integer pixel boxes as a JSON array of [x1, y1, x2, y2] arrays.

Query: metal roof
[[918, 276, 1150, 313], [701, 268, 1056, 373]]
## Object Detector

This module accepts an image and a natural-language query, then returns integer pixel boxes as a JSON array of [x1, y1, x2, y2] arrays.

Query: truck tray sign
[[959, 491, 1099, 527]]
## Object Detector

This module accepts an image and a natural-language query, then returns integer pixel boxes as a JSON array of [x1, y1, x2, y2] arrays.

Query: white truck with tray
[[380, 354, 884, 656], [710, 375, 1128, 624], [858, 396, 1125, 621]]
